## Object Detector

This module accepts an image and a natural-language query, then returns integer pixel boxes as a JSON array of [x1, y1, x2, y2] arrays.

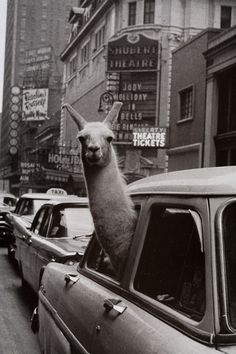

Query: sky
[[0, 0, 7, 113]]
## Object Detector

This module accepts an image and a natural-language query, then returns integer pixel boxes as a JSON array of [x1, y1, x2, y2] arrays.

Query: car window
[[32, 199, 49, 215], [50, 206, 94, 239], [40, 208, 52, 237], [134, 205, 205, 321], [15, 199, 27, 214], [32, 208, 48, 236], [15, 198, 49, 216], [2, 197, 16, 207], [222, 202, 236, 328], [86, 238, 117, 279]]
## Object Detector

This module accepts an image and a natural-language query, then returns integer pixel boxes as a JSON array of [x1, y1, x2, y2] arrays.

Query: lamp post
[[98, 91, 114, 113]]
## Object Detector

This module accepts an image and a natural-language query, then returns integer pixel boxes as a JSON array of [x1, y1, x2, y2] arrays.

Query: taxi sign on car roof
[[46, 188, 67, 196]]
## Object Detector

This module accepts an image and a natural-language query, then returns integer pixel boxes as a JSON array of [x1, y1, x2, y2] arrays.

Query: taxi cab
[[16, 197, 94, 293], [7, 188, 72, 259], [35, 166, 236, 354]]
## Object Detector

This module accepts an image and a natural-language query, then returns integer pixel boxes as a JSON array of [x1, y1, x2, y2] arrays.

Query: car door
[[39, 253, 115, 354], [88, 196, 219, 354], [29, 206, 53, 292], [38, 198, 145, 353]]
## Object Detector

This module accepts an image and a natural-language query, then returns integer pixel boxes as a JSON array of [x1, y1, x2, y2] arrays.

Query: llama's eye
[[78, 135, 85, 143], [107, 136, 113, 143]]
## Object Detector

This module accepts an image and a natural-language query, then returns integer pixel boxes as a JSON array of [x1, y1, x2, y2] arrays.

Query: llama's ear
[[62, 103, 87, 130], [104, 102, 123, 127]]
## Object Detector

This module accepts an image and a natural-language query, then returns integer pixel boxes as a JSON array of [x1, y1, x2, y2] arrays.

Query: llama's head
[[62, 102, 123, 167]]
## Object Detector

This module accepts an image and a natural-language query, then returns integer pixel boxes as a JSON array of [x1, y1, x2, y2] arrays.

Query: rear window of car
[[0, 196, 17, 207], [50, 206, 94, 238], [15, 198, 49, 215], [133, 205, 205, 322]]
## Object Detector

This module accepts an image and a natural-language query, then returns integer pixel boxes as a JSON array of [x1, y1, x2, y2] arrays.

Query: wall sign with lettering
[[107, 33, 159, 144], [107, 33, 158, 72], [132, 127, 167, 148]]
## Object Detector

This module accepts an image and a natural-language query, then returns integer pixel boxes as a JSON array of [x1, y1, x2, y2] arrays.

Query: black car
[[0, 192, 17, 245]]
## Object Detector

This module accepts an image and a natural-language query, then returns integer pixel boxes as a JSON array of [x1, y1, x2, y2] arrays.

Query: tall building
[[1, 0, 78, 195], [60, 0, 236, 185], [168, 25, 236, 171]]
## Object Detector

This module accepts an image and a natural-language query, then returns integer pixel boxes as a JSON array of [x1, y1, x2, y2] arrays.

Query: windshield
[[222, 202, 236, 328], [50, 206, 94, 238]]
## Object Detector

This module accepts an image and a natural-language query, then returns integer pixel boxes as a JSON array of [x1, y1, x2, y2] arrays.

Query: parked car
[[0, 192, 17, 244], [34, 166, 236, 353], [16, 197, 94, 293], [7, 189, 72, 259]]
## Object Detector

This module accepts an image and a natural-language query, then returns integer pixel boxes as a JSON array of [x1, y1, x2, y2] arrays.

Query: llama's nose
[[88, 144, 100, 153]]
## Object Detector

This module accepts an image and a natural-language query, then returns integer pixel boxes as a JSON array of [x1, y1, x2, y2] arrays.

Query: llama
[[62, 102, 137, 276]]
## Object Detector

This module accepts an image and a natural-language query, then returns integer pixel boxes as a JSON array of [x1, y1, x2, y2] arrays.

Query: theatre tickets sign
[[133, 127, 167, 148], [107, 34, 159, 143], [22, 88, 49, 121]]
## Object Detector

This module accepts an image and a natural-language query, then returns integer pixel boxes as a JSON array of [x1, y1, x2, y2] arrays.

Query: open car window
[[134, 205, 205, 321], [86, 237, 117, 280]]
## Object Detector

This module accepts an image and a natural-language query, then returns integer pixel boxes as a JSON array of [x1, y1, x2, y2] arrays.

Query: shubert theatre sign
[[107, 33, 166, 147]]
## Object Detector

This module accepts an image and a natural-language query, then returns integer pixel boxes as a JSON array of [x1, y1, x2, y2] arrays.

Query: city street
[[0, 246, 40, 354]]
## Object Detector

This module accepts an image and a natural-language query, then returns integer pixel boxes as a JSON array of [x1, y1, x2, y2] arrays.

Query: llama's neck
[[83, 149, 129, 209], [82, 148, 136, 275]]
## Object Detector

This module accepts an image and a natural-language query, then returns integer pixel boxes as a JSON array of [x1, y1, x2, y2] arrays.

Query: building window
[[221, 6, 232, 28], [128, 2, 137, 26], [179, 86, 193, 120], [94, 25, 105, 52], [144, 0, 155, 24], [81, 42, 90, 65], [218, 67, 236, 134], [69, 55, 77, 78]]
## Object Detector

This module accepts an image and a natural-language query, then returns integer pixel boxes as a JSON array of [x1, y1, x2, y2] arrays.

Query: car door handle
[[103, 298, 127, 314], [27, 238, 32, 245], [64, 273, 79, 284], [22, 235, 26, 241]]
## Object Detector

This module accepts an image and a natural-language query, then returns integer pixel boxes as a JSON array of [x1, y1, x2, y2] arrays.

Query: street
[[0, 246, 40, 354]]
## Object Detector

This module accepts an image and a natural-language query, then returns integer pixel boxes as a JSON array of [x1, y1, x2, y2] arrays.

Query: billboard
[[22, 88, 49, 121], [107, 34, 159, 143], [23, 46, 52, 88], [107, 34, 158, 72]]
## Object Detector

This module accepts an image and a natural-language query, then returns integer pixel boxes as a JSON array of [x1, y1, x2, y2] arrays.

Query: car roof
[[19, 193, 55, 200], [19, 193, 79, 200], [0, 192, 16, 198], [39, 197, 89, 207], [128, 166, 236, 196]]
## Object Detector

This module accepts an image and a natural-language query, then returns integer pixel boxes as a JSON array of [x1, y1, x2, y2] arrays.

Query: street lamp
[[98, 91, 114, 112]]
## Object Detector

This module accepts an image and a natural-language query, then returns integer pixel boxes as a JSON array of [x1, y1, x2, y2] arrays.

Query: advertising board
[[22, 88, 49, 121]]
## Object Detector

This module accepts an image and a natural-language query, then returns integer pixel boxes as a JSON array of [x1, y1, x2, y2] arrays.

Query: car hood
[[46, 234, 92, 256]]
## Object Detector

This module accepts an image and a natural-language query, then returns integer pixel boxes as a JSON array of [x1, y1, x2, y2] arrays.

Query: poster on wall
[[22, 88, 49, 121]]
